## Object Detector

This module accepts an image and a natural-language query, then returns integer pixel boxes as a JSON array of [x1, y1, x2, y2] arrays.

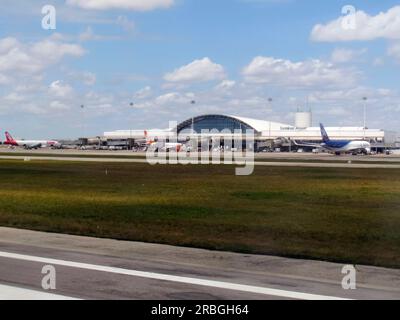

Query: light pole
[[268, 98, 273, 139], [129, 102, 134, 148], [190, 100, 196, 136], [80, 104, 85, 144], [362, 97, 367, 140]]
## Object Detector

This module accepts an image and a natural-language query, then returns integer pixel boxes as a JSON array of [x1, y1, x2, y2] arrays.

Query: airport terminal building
[[103, 113, 398, 152]]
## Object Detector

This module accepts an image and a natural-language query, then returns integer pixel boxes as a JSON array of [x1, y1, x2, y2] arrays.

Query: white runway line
[[0, 284, 79, 300], [0, 251, 350, 300]]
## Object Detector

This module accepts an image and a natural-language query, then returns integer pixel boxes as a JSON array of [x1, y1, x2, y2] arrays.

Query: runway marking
[[0, 284, 79, 300], [0, 251, 350, 300]]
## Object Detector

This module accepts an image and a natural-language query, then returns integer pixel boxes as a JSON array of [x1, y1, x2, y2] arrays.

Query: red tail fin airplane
[[4, 132, 60, 149]]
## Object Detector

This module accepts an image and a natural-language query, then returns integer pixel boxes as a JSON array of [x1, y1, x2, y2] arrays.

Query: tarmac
[[1, 154, 400, 169], [1, 227, 400, 300]]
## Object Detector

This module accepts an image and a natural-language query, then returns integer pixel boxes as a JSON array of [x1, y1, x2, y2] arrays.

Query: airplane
[[144, 130, 186, 152], [3, 132, 60, 149], [294, 124, 371, 155]]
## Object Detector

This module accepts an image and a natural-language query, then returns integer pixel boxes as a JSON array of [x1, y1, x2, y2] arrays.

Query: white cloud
[[128, 79, 400, 130], [227, 96, 271, 109], [49, 80, 74, 97], [81, 72, 97, 86], [134, 86, 152, 99], [134, 92, 195, 109], [372, 57, 385, 66], [4, 92, 25, 102], [242, 56, 358, 88], [18, 104, 47, 115], [79, 27, 97, 41], [50, 101, 70, 111], [309, 86, 395, 105], [155, 92, 186, 105], [0, 37, 85, 85], [325, 106, 351, 117], [0, 37, 19, 54], [78, 26, 120, 41], [0, 74, 10, 85], [81, 91, 120, 116], [311, 6, 400, 42], [215, 80, 236, 91], [64, 70, 96, 86], [164, 58, 226, 83], [82, 72, 97, 85], [0, 38, 42, 74], [66, 0, 174, 11], [116, 16, 135, 32], [388, 42, 400, 62], [0, 35, 82, 114], [331, 48, 366, 63], [31, 40, 85, 63]]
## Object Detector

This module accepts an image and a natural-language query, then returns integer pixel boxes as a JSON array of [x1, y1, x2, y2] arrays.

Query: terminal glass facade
[[177, 115, 254, 134]]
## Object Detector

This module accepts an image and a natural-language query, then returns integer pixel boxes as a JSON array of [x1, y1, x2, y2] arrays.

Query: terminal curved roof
[[230, 115, 294, 132], [177, 114, 293, 133]]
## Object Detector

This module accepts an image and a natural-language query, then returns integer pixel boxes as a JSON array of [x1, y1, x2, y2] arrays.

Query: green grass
[[0, 159, 400, 268]]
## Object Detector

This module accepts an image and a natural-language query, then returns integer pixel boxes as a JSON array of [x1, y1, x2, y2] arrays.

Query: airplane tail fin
[[320, 124, 330, 143], [5, 131, 15, 143]]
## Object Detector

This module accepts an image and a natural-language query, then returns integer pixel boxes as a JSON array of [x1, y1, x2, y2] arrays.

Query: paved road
[[0, 227, 399, 300]]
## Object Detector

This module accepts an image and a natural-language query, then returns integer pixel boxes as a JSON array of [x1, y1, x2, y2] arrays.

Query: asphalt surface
[[1, 154, 400, 169], [2, 147, 400, 162], [0, 227, 400, 300]]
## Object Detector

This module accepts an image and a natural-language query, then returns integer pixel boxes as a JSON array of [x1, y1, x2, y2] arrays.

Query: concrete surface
[[1, 155, 400, 169], [0, 227, 399, 300]]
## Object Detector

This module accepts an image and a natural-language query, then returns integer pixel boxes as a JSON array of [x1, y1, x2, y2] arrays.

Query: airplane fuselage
[[322, 140, 371, 153], [148, 141, 183, 152], [5, 140, 59, 149]]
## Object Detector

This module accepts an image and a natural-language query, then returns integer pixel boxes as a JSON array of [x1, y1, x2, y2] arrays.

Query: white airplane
[[3, 132, 60, 149], [294, 124, 371, 155], [144, 130, 185, 152]]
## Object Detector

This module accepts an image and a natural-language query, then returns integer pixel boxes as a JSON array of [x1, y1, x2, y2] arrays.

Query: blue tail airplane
[[294, 124, 371, 155]]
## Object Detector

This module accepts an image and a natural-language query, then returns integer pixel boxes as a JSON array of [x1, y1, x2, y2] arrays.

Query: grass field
[[0, 159, 400, 268]]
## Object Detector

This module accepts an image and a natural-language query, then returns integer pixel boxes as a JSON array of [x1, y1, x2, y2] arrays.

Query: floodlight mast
[[362, 97, 368, 140], [268, 98, 273, 139]]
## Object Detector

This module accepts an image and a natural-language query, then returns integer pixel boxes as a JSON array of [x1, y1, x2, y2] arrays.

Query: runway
[[0, 227, 399, 300], [1, 154, 400, 169], [2, 147, 400, 162]]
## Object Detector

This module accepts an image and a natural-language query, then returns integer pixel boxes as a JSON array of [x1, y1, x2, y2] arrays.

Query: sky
[[0, 0, 400, 139]]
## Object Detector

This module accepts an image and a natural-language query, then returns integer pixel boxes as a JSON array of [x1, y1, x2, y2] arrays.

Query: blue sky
[[0, 0, 399, 138]]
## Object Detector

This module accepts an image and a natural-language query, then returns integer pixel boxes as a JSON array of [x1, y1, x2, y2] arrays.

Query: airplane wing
[[292, 140, 321, 148], [25, 143, 42, 149]]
